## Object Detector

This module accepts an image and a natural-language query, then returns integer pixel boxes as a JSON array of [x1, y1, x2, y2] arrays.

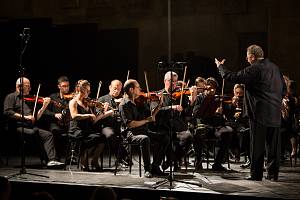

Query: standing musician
[[96, 79, 129, 166], [192, 77, 233, 171], [3, 77, 64, 168], [119, 79, 169, 178], [68, 80, 106, 171], [155, 71, 198, 172], [46, 76, 72, 160]]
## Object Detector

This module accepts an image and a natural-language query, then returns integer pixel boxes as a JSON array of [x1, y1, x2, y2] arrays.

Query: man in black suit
[[215, 44, 286, 181]]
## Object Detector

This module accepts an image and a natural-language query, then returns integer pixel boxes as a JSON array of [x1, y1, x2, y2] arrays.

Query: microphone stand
[[6, 28, 49, 179], [152, 66, 201, 189]]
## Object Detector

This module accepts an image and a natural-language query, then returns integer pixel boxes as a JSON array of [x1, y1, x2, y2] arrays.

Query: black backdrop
[[0, 18, 138, 115]]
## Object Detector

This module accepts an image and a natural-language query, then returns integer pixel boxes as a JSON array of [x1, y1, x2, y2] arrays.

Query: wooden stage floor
[[0, 155, 300, 200]]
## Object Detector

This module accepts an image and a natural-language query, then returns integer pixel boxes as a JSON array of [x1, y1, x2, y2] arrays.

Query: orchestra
[[2, 57, 294, 180]]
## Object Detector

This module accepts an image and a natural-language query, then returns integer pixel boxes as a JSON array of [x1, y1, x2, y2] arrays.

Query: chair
[[114, 130, 143, 177], [64, 136, 105, 171], [290, 132, 299, 167], [64, 137, 82, 170], [194, 125, 230, 170]]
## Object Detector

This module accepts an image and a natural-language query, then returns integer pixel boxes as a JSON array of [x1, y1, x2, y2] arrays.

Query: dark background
[[0, 0, 299, 116]]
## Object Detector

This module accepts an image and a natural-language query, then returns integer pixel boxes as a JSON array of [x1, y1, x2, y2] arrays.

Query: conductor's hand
[[215, 58, 226, 68]]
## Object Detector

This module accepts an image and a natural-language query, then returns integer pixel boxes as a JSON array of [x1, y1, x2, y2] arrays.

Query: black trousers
[[16, 126, 57, 161], [249, 121, 281, 179], [127, 130, 170, 171], [50, 122, 68, 159]]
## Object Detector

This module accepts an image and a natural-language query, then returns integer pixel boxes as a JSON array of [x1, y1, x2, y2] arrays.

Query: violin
[[83, 98, 105, 110], [171, 86, 215, 99], [134, 92, 160, 105], [23, 95, 67, 109]]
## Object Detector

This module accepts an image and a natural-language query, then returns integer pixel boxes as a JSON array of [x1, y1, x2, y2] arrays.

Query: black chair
[[194, 125, 230, 170], [64, 136, 105, 171], [114, 130, 143, 177]]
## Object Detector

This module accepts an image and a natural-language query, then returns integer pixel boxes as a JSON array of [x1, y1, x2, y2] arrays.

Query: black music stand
[[152, 64, 201, 189], [6, 28, 49, 179]]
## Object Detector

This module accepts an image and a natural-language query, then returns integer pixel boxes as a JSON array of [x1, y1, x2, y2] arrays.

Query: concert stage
[[0, 156, 299, 200]]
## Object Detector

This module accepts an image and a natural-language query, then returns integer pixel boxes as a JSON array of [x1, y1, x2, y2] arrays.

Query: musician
[[192, 77, 233, 171], [281, 75, 300, 161], [96, 79, 129, 166], [119, 79, 169, 178], [225, 84, 250, 167], [3, 77, 64, 168], [215, 44, 286, 181], [195, 77, 206, 94], [155, 71, 197, 171], [46, 76, 71, 160], [68, 80, 106, 171]]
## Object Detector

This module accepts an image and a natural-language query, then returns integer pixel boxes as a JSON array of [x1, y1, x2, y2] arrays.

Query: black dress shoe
[[245, 176, 262, 181]]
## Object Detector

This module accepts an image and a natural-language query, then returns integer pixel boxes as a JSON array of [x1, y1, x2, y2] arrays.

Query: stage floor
[[0, 155, 300, 200]]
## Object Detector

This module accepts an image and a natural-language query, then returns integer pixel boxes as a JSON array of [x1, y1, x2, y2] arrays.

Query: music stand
[[152, 64, 201, 189], [6, 28, 49, 179]]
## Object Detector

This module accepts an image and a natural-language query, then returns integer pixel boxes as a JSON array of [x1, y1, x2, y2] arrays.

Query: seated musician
[[225, 84, 250, 167], [192, 77, 233, 171], [155, 71, 198, 171], [45, 76, 72, 161], [3, 77, 64, 168], [68, 80, 106, 171], [195, 77, 206, 95], [119, 79, 170, 178], [281, 75, 300, 161], [96, 79, 129, 166]]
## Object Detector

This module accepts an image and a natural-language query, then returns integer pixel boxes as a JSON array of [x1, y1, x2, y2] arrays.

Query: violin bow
[[144, 71, 161, 118], [32, 83, 41, 118], [126, 70, 130, 81], [144, 71, 150, 97], [96, 80, 102, 100], [179, 65, 188, 107], [186, 79, 190, 88]]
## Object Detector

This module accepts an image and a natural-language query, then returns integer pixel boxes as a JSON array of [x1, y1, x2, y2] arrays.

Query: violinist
[[155, 71, 197, 172], [46, 76, 72, 160], [192, 77, 233, 171], [96, 79, 129, 167], [119, 79, 170, 177], [68, 80, 106, 171], [3, 77, 64, 168]]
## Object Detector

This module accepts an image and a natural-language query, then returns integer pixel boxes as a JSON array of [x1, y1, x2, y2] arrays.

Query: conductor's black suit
[[218, 58, 286, 180]]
